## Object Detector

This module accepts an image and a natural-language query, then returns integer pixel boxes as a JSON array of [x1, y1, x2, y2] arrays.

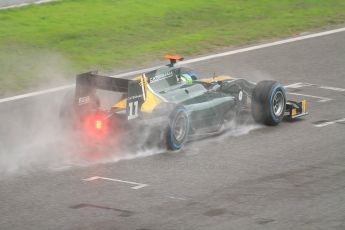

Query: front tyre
[[251, 80, 286, 126], [166, 107, 190, 150]]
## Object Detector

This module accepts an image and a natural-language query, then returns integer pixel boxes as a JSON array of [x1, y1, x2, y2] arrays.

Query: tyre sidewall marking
[[238, 90, 243, 101], [269, 84, 286, 122], [169, 107, 189, 150]]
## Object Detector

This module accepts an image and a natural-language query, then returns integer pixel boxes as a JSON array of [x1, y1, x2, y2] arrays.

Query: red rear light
[[95, 120, 102, 130], [83, 113, 108, 139]]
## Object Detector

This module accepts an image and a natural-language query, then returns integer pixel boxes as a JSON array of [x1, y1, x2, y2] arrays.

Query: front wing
[[285, 99, 308, 119]]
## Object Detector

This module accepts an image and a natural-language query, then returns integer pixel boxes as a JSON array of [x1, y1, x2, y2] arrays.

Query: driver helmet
[[180, 74, 193, 85]]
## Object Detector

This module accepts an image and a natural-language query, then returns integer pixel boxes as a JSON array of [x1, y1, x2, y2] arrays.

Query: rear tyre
[[166, 107, 190, 150], [251, 80, 286, 126]]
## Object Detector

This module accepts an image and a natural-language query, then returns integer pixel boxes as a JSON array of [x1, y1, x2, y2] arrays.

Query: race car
[[60, 55, 308, 150]]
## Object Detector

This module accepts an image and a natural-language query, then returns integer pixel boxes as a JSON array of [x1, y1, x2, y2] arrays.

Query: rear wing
[[76, 71, 130, 95], [75, 71, 145, 119], [74, 54, 184, 119]]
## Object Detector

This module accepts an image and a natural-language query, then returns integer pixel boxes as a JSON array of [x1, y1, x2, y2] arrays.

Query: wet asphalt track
[[0, 29, 345, 230]]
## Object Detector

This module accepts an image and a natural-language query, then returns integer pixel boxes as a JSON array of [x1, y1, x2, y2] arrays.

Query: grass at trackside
[[1, 0, 345, 95]]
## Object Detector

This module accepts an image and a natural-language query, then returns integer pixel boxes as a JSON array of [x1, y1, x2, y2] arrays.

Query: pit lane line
[[319, 86, 345, 92], [284, 81, 345, 102], [0, 0, 57, 10], [284, 83, 333, 103], [286, 92, 332, 103], [1, 27, 345, 104], [285, 82, 345, 127], [83, 176, 148, 189], [82, 176, 191, 202], [314, 117, 345, 128], [285, 82, 345, 92]]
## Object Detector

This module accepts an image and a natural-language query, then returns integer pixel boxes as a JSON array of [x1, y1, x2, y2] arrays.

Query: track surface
[[1, 31, 345, 230]]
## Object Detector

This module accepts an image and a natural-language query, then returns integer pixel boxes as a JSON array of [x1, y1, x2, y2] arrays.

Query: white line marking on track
[[2, 27, 345, 103], [287, 92, 332, 102], [319, 86, 345, 92], [284, 82, 315, 89], [83, 176, 148, 189], [167, 196, 188, 201], [285, 82, 345, 92], [0, 85, 74, 103], [314, 118, 345, 127], [0, 0, 57, 10], [181, 27, 345, 65]]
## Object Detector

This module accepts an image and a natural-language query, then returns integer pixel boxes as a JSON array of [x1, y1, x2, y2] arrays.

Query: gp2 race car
[[60, 55, 308, 150]]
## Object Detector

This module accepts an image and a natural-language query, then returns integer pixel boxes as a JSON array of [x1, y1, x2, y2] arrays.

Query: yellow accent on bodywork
[[302, 100, 307, 113], [199, 75, 234, 83], [140, 74, 162, 113], [141, 85, 162, 113], [111, 75, 162, 113], [113, 97, 127, 109], [291, 108, 297, 116]]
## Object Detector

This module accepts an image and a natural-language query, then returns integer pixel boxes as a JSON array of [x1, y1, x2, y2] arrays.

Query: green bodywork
[[145, 65, 256, 134]]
